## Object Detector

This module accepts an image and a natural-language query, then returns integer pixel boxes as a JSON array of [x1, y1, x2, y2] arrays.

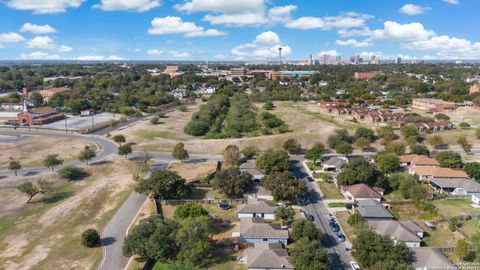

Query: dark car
[[297, 195, 308, 205], [329, 222, 339, 232], [337, 232, 346, 242], [306, 214, 314, 221], [218, 202, 230, 210], [306, 176, 314, 182]]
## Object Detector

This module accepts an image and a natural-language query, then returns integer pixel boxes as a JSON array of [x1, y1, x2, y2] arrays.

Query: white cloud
[[147, 49, 163, 55], [335, 39, 371, 47], [74, 55, 126, 61], [318, 50, 339, 57], [170, 51, 190, 58], [0, 32, 25, 47], [214, 54, 226, 59], [94, 0, 160, 12], [231, 31, 291, 59], [203, 13, 267, 26], [358, 51, 382, 59], [399, 4, 430, 15], [20, 23, 56, 34], [7, 0, 84, 14], [370, 21, 435, 41], [20, 51, 61, 60], [285, 12, 372, 30], [404, 35, 480, 58], [26, 36, 55, 50], [444, 0, 459, 4], [148, 16, 226, 37], [267, 5, 297, 23], [59, 44, 72, 52]]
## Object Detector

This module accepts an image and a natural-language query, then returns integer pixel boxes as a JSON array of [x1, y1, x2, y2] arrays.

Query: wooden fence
[[159, 198, 246, 205]]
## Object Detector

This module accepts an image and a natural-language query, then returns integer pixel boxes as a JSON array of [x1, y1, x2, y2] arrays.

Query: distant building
[[395, 57, 402, 64], [172, 89, 187, 100], [265, 70, 318, 81], [12, 101, 64, 125], [470, 83, 480, 95], [370, 55, 380, 65], [230, 67, 246, 76], [162, 66, 184, 78], [354, 71, 385, 80], [414, 121, 455, 132], [0, 103, 23, 111], [37, 87, 71, 102], [412, 98, 457, 112]]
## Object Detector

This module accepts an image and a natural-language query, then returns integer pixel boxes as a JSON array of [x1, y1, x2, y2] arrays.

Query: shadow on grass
[[207, 243, 240, 268], [44, 190, 75, 204], [187, 188, 208, 200], [213, 219, 235, 235], [90, 160, 113, 166]]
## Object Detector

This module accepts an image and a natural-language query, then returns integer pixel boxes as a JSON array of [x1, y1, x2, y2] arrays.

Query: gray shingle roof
[[367, 220, 422, 243], [240, 217, 289, 239], [430, 178, 480, 193], [238, 198, 277, 214], [356, 199, 394, 219], [247, 243, 294, 269], [409, 247, 457, 269]]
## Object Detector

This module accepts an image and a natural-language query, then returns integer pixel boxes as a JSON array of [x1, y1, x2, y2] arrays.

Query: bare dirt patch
[[169, 162, 217, 182]]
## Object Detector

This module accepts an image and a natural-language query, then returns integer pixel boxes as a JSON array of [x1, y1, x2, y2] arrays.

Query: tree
[[283, 138, 301, 154], [81, 229, 100, 248], [30, 91, 44, 107], [241, 145, 257, 159], [335, 142, 353, 156], [58, 166, 86, 182], [256, 149, 290, 173], [274, 206, 295, 226], [410, 144, 430, 156], [449, 217, 458, 232], [263, 101, 274, 110], [212, 168, 252, 197], [43, 154, 63, 171], [222, 145, 240, 167], [328, 129, 352, 148], [459, 122, 471, 129], [175, 216, 213, 264], [464, 162, 480, 181], [374, 153, 400, 173], [429, 135, 444, 147], [435, 113, 450, 121], [291, 219, 322, 241], [17, 180, 54, 203], [172, 142, 189, 162], [118, 143, 133, 159], [458, 137, 468, 147], [139, 151, 153, 169], [174, 203, 209, 219], [261, 171, 307, 202], [477, 128, 480, 140], [8, 158, 21, 176], [291, 238, 329, 270], [79, 146, 96, 165], [385, 142, 406, 155], [377, 125, 396, 142], [436, 151, 462, 168], [136, 170, 190, 200], [355, 127, 375, 142], [455, 239, 471, 262], [151, 116, 160, 125], [113, 134, 126, 145], [347, 212, 364, 226], [400, 124, 418, 139], [337, 158, 383, 187], [355, 137, 371, 149], [305, 143, 325, 164]]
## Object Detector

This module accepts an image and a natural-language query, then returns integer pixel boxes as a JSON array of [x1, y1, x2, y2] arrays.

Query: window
[[263, 238, 268, 242]]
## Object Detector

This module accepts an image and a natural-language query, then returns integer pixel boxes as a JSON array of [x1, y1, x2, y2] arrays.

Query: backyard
[[434, 199, 480, 218]]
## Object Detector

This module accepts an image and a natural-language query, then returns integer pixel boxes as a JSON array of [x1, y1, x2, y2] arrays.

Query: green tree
[[274, 206, 295, 226], [174, 203, 209, 220], [459, 122, 471, 129], [291, 219, 322, 241], [30, 91, 44, 107], [81, 229, 100, 248], [455, 239, 471, 262], [118, 143, 133, 158], [335, 142, 353, 156], [8, 158, 21, 176], [435, 113, 450, 121], [400, 124, 418, 139], [136, 170, 190, 200], [175, 216, 213, 264], [435, 151, 462, 168], [172, 142, 189, 162], [58, 166, 86, 182], [153, 261, 197, 270], [410, 144, 430, 156], [212, 168, 252, 197], [256, 149, 290, 173], [347, 212, 364, 226], [112, 134, 126, 145], [283, 138, 301, 154], [385, 142, 406, 155], [429, 135, 444, 147], [458, 137, 468, 147], [305, 143, 325, 164], [151, 116, 160, 125], [465, 162, 480, 181], [79, 146, 96, 165], [263, 101, 274, 110], [43, 153, 63, 171], [355, 137, 371, 149], [375, 153, 401, 173], [337, 158, 383, 187], [291, 238, 329, 270], [328, 129, 352, 148], [222, 145, 240, 167], [17, 180, 54, 203], [241, 145, 257, 159], [355, 127, 375, 142], [449, 217, 458, 232], [377, 125, 396, 142], [261, 171, 307, 202]]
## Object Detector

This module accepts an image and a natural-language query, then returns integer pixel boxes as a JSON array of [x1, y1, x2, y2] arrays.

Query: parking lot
[[44, 113, 116, 131]]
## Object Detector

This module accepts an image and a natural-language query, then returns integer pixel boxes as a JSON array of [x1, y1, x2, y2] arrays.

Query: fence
[[159, 198, 246, 205]]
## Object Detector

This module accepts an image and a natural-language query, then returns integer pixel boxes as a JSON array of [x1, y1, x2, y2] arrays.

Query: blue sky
[[0, 0, 479, 61]]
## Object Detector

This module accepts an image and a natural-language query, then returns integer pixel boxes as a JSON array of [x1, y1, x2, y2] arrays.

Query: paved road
[[290, 155, 352, 270]]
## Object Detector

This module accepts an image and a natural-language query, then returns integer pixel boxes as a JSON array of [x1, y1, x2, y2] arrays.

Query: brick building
[[412, 98, 457, 112], [11, 101, 64, 125], [37, 87, 71, 102], [470, 83, 480, 95], [354, 71, 385, 80]]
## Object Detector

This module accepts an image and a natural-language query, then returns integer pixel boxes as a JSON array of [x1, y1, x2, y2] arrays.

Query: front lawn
[[328, 202, 350, 208], [306, 161, 322, 171], [312, 172, 333, 181], [434, 199, 480, 218], [335, 211, 357, 242], [317, 181, 344, 200]]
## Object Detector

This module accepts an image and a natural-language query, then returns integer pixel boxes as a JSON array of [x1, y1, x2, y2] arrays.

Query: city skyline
[[0, 0, 479, 61]]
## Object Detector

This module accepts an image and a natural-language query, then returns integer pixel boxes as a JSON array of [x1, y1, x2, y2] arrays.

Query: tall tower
[[278, 47, 282, 66]]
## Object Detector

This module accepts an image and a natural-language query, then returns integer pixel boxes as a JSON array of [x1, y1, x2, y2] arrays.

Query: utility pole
[[91, 114, 94, 130], [64, 117, 68, 133]]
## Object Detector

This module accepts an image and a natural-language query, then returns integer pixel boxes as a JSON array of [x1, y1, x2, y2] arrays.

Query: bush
[[174, 203, 209, 219], [459, 122, 471, 129], [82, 229, 100, 248], [449, 217, 458, 232], [151, 116, 160, 125], [58, 166, 86, 182], [347, 213, 364, 226]]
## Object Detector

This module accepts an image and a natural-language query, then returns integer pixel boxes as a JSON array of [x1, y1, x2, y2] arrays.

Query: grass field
[[389, 203, 441, 222], [317, 181, 344, 200], [335, 211, 357, 242], [434, 199, 480, 218], [328, 202, 350, 208], [458, 219, 480, 238], [423, 222, 462, 248]]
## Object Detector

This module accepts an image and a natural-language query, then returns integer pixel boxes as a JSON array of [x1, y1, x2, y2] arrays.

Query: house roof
[[356, 199, 394, 219], [400, 154, 440, 166], [238, 198, 277, 214], [239, 160, 265, 176], [38, 87, 71, 95], [240, 217, 289, 239], [323, 156, 348, 168], [30, 106, 56, 115], [411, 166, 468, 178], [247, 243, 294, 269], [342, 183, 383, 199], [367, 220, 423, 243], [430, 178, 480, 193], [409, 247, 457, 269]]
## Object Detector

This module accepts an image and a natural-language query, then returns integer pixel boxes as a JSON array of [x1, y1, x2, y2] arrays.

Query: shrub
[[82, 229, 100, 248]]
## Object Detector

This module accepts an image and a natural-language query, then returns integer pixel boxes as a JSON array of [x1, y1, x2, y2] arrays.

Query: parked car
[[306, 214, 314, 221], [307, 176, 314, 182], [297, 195, 308, 205], [218, 202, 230, 210], [329, 221, 339, 232], [350, 261, 361, 270], [336, 232, 345, 242]]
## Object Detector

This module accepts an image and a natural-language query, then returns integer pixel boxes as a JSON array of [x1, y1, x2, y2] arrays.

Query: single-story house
[[400, 154, 440, 169], [430, 177, 480, 195], [410, 166, 468, 181], [245, 183, 274, 201], [355, 199, 394, 220], [341, 183, 384, 201], [472, 193, 480, 205], [247, 243, 294, 270], [240, 160, 266, 181], [238, 198, 277, 220], [415, 121, 454, 132], [367, 220, 425, 248], [240, 217, 289, 245], [409, 247, 457, 270], [322, 156, 348, 172]]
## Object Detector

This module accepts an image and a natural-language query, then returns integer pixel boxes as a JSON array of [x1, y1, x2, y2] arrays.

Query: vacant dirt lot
[[0, 136, 97, 170], [169, 162, 217, 182], [0, 158, 138, 270]]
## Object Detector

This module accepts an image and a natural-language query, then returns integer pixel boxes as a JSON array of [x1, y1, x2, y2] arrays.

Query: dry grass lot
[[317, 181, 345, 200], [168, 162, 217, 182], [423, 222, 463, 248], [434, 199, 480, 218], [335, 211, 357, 242], [0, 136, 97, 170], [0, 158, 137, 270], [389, 203, 441, 222]]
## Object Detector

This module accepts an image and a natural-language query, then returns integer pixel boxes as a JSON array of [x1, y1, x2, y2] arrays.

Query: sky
[[0, 0, 479, 61]]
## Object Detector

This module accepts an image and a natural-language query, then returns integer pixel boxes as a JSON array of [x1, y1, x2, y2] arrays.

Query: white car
[[350, 261, 361, 270]]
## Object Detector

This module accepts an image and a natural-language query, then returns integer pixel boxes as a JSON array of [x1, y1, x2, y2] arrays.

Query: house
[[471, 193, 480, 205], [163, 66, 184, 78], [342, 183, 383, 201], [247, 243, 294, 270], [0, 103, 23, 111], [37, 87, 71, 102], [80, 109, 95, 116], [322, 156, 348, 172], [470, 83, 480, 95], [400, 155, 440, 168], [412, 99, 456, 112], [240, 217, 289, 245], [354, 71, 385, 80], [415, 121, 454, 132], [367, 220, 425, 247], [240, 160, 265, 181], [11, 101, 64, 125], [245, 183, 274, 201], [172, 89, 187, 100], [409, 247, 457, 270], [429, 177, 480, 195], [410, 166, 468, 181], [355, 199, 394, 220], [238, 198, 277, 220]]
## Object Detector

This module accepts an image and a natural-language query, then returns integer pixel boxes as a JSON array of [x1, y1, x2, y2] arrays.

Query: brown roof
[[343, 183, 383, 199], [38, 87, 71, 95], [240, 217, 289, 239], [400, 154, 439, 166], [411, 166, 468, 178], [30, 106, 56, 115], [247, 243, 294, 269]]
